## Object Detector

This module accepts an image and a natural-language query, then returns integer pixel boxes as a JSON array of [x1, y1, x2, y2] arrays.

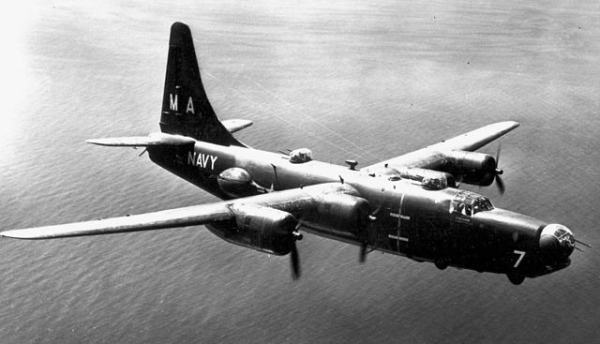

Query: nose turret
[[539, 224, 575, 265]]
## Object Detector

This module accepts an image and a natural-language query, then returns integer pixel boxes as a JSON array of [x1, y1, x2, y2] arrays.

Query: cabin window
[[449, 191, 494, 216]]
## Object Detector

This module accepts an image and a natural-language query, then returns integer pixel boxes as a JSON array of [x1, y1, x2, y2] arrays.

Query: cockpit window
[[478, 198, 494, 211], [450, 191, 494, 216]]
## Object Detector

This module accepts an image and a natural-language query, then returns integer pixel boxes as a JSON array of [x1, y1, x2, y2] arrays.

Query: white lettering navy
[[187, 152, 219, 170]]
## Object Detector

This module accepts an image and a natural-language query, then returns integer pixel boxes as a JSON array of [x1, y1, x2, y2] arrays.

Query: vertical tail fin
[[160, 22, 241, 146]]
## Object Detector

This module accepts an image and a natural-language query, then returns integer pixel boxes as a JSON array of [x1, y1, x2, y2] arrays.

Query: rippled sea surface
[[1, 1, 599, 343]]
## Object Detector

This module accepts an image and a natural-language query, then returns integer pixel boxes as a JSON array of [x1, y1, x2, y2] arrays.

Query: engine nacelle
[[444, 150, 497, 186], [210, 204, 297, 256], [217, 167, 259, 198], [313, 194, 370, 237]]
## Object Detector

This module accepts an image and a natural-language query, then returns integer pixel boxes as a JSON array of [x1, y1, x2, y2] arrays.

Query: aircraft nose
[[539, 224, 575, 264]]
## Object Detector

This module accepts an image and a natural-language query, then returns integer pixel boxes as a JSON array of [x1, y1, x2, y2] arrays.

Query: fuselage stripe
[[388, 234, 409, 242]]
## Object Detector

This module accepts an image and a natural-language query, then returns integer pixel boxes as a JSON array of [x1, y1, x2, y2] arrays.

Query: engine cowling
[[444, 150, 497, 186], [213, 204, 298, 256], [313, 194, 370, 238]]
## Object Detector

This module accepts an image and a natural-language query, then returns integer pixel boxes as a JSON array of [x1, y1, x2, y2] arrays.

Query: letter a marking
[[186, 97, 195, 114]]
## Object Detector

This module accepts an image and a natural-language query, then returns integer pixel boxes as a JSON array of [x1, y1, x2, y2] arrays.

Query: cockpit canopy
[[422, 176, 449, 190], [289, 148, 313, 164], [449, 191, 494, 216]]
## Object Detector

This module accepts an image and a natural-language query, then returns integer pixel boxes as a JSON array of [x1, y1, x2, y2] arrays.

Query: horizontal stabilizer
[[87, 133, 196, 147], [222, 119, 253, 133]]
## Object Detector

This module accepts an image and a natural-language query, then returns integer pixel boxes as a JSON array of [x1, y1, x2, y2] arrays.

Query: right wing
[[364, 121, 519, 171], [0, 183, 355, 240]]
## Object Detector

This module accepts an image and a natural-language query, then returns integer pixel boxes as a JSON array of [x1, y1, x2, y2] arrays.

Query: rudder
[[160, 22, 241, 146]]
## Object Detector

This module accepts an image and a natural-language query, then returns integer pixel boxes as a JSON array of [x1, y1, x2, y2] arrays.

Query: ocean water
[[1, 0, 599, 343]]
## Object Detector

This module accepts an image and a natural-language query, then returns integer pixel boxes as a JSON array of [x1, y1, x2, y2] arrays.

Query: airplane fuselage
[[148, 141, 569, 281], [2, 22, 576, 286]]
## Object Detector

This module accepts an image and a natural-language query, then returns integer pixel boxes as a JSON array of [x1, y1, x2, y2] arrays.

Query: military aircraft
[[1, 22, 581, 285]]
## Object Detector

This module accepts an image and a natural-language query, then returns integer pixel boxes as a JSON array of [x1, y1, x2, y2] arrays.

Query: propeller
[[494, 144, 506, 195], [290, 243, 301, 280], [359, 242, 368, 263], [358, 206, 381, 263], [290, 230, 303, 280]]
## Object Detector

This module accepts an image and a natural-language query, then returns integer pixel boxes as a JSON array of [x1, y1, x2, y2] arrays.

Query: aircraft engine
[[226, 204, 300, 256], [314, 194, 370, 236], [217, 167, 258, 198], [208, 204, 303, 278], [444, 150, 497, 186]]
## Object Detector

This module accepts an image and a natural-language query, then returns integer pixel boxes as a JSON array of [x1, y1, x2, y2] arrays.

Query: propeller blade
[[495, 143, 502, 167], [496, 175, 506, 195], [575, 239, 591, 248], [494, 143, 506, 194], [290, 242, 301, 280], [359, 242, 368, 263]]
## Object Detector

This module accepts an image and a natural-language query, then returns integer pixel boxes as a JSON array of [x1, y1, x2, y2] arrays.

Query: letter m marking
[[169, 93, 178, 112]]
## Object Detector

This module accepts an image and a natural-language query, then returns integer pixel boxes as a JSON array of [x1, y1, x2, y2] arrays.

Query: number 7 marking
[[513, 250, 526, 268]]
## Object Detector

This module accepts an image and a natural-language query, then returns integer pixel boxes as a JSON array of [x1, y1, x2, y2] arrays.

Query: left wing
[[0, 183, 354, 240], [0, 203, 232, 239]]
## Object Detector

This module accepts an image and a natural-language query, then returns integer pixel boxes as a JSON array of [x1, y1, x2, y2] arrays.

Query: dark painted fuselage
[[148, 140, 568, 279], [141, 22, 575, 284]]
